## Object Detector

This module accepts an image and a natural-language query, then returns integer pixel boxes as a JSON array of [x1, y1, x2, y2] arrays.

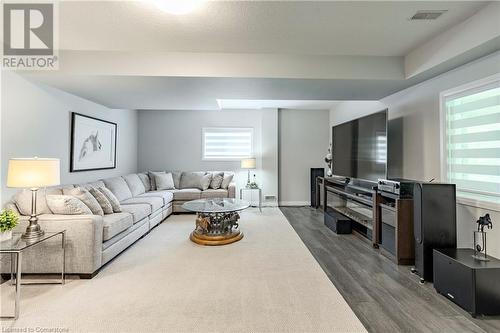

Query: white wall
[[137, 109, 279, 206], [329, 52, 500, 258], [1, 71, 138, 204], [279, 109, 329, 205]]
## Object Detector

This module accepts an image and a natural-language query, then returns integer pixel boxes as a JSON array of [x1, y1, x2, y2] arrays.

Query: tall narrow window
[[441, 75, 500, 206], [202, 128, 253, 160]]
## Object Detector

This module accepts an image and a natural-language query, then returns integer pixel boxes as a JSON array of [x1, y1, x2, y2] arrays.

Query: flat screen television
[[332, 109, 388, 182]]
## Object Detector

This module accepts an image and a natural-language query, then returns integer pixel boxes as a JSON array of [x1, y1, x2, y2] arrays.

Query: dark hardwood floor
[[280, 206, 500, 333]]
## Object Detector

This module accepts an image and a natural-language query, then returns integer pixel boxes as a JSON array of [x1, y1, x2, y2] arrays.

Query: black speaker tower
[[413, 183, 457, 282]]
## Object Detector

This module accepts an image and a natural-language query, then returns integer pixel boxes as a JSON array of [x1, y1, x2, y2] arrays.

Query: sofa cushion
[[137, 173, 151, 192], [98, 187, 122, 213], [102, 213, 134, 241], [210, 172, 224, 189], [120, 203, 151, 223], [88, 187, 114, 214], [46, 195, 93, 215], [155, 172, 175, 190], [137, 191, 174, 205], [201, 189, 229, 199], [120, 197, 163, 212], [64, 187, 104, 216], [221, 172, 234, 189], [103, 177, 133, 201], [179, 172, 207, 190], [172, 189, 201, 201], [123, 174, 146, 196]]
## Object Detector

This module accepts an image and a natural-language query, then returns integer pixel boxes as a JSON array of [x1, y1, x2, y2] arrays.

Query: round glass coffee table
[[182, 198, 250, 246]]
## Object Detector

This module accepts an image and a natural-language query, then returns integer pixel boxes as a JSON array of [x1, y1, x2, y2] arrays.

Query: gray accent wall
[[329, 52, 500, 258], [279, 109, 329, 205], [137, 109, 279, 206], [1, 71, 138, 204]]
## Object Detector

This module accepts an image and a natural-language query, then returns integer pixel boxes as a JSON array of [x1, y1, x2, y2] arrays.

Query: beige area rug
[[1, 208, 366, 333]]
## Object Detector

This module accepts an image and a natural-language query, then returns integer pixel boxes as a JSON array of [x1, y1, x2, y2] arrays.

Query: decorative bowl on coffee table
[[182, 198, 250, 246]]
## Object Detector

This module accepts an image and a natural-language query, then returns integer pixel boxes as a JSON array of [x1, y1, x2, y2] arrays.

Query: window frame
[[439, 73, 500, 212], [201, 127, 254, 161]]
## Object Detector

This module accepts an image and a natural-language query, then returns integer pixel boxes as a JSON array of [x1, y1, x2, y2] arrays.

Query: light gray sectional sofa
[[2, 171, 235, 278]]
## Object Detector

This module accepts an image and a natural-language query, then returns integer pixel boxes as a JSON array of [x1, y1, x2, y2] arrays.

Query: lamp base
[[21, 215, 45, 241]]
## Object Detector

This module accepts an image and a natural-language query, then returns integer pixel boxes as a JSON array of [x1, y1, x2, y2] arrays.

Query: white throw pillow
[[155, 172, 175, 190], [89, 187, 114, 214], [46, 195, 93, 215], [98, 187, 122, 213], [221, 173, 234, 189]]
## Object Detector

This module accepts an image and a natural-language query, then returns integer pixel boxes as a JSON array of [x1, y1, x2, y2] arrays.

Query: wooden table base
[[190, 230, 244, 246]]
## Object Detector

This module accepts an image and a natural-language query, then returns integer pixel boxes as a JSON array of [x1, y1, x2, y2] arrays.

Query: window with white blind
[[440, 74, 500, 208], [202, 128, 253, 160]]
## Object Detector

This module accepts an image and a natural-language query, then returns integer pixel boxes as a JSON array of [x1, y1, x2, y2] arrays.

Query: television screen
[[332, 110, 387, 181]]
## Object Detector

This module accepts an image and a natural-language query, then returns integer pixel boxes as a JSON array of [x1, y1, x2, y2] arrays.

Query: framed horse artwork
[[70, 112, 117, 172]]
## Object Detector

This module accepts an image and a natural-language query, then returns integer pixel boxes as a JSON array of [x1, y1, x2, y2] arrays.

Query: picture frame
[[70, 112, 117, 172]]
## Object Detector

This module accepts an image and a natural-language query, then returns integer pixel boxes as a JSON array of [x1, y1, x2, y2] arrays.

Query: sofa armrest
[[228, 182, 236, 198], [3, 214, 104, 275]]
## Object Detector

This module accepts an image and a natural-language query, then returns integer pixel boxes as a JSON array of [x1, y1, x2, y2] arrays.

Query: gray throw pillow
[[46, 195, 93, 215], [210, 172, 224, 189], [148, 171, 165, 190], [64, 187, 104, 216], [179, 172, 207, 190], [201, 173, 212, 190], [98, 187, 122, 213], [89, 188, 114, 214], [156, 172, 175, 190], [221, 173, 234, 189]]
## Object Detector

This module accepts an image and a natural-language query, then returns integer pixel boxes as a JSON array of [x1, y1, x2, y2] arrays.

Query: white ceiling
[[61, 0, 487, 56], [16, 1, 500, 110]]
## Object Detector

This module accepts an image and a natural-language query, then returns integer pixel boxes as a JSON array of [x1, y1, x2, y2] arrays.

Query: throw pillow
[[221, 173, 234, 189], [179, 172, 206, 190], [98, 187, 122, 213], [46, 195, 93, 215], [201, 173, 212, 191], [210, 172, 224, 189], [14, 188, 52, 216], [89, 188, 114, 214], [155, 172, 175, 190], [148, 171, 165, 190], [64, 187, 104, 216], [137, 173, 151, 192]]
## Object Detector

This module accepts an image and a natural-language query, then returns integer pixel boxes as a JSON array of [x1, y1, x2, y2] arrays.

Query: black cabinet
[[433, 248, 500, 317]]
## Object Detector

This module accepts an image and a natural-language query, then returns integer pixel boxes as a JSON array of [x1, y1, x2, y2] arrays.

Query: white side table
[[240, 188, 262, 212]]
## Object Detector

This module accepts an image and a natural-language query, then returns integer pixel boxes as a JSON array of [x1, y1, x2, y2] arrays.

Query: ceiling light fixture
[[152, 0, 205, 15]]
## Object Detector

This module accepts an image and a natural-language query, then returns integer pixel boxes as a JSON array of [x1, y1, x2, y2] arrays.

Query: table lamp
[[7, 157, 60, 240], [241, 158, 256, 188]]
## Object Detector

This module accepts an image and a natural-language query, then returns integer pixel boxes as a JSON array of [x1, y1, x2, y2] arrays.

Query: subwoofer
[[413, 183, 456, 282]]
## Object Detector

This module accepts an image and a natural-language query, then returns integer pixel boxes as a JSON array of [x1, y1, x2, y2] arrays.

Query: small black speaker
[[413, 183, 456, 282], [310, 168, 324, 207]]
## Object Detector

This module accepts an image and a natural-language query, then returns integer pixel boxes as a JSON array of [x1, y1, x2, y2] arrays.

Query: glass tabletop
[[0, 231, 65, 252], [182, 198, 250, 213]]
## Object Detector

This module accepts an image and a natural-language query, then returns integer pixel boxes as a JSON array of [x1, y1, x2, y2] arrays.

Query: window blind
[[443, 79, 500, 204], [202, 128, 253, 160]]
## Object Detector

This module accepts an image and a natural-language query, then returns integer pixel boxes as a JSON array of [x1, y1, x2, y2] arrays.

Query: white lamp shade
[[241, 158, 256, 169], [7, 158, 61, 188]]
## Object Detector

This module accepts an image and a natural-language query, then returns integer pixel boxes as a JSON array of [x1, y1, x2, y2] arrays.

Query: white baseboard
[[278, 201, 310, 207]]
